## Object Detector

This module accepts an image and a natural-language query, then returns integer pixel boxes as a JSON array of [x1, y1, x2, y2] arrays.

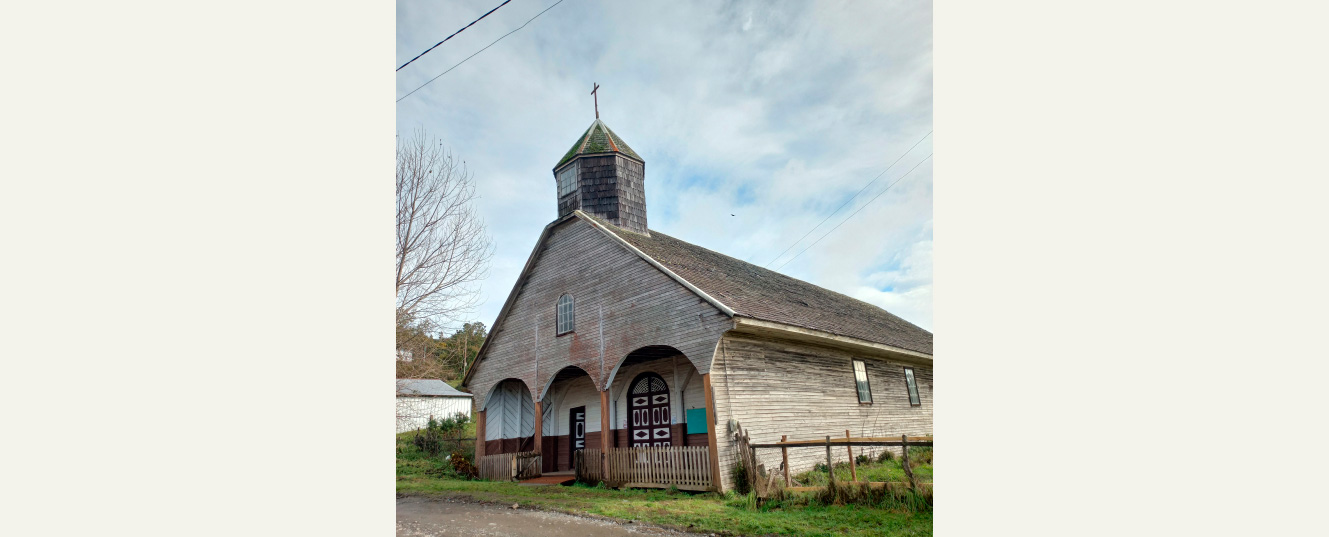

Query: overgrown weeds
[[412, 413, 471, 457], [908, 446, 932, 467], [814, 481, 932, 512], [731, 458, 751, 495]]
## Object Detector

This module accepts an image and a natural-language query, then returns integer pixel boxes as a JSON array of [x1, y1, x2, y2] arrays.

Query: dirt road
[[396, 496, 711, 537]]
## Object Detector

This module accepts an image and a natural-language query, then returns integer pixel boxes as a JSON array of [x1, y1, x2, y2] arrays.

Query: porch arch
[[536, 365, 603, 472], [603, 345, 707, 449], [480, 378, 535, 455]]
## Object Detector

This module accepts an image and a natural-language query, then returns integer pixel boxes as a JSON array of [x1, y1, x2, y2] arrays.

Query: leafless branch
[[396, 128, 494, 330]]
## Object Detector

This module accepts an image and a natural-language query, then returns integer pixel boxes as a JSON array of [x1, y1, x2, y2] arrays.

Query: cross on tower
[[591, 83, 600, 119]]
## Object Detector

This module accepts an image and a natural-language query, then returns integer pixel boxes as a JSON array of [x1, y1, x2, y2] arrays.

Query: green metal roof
[[555, 118, 641, 169]]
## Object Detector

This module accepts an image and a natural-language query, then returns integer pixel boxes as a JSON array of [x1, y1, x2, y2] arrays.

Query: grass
[[793, 450, 934, 487], [397, 434, 932, 537]]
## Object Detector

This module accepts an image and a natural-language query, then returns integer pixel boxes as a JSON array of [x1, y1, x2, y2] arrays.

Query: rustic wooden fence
[[477, 451, 542, 481], [574, 446, 714, 491], [573, 448, 602, 483], [746, 433, 933, 494]]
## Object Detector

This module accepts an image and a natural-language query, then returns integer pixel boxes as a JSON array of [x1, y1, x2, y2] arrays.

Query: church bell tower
[[552, 88, 647, 234]]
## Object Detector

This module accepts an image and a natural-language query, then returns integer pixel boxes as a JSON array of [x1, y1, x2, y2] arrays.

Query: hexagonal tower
[[552, 118, 647, 234]]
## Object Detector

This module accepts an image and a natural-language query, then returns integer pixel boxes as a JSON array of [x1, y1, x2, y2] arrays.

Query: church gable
[[464, 215, 732, 411]]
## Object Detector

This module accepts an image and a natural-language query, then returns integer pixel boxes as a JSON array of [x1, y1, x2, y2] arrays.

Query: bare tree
[[396, 128, 494, 332]]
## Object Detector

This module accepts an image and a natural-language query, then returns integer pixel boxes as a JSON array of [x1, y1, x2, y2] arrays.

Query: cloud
[[397, 0, 933, 332]]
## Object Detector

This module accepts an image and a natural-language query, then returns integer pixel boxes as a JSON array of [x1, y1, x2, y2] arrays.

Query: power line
[[397, 0, 513, 72], [396, 0, 567, 103], [776, 152, 933, 271], [764, 131, 932, 268]]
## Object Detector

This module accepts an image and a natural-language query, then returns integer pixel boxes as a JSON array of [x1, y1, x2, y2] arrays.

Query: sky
[[396, 0, 933, 334]]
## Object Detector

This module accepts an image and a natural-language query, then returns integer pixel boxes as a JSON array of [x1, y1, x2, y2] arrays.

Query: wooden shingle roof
[[584, 214, 933, 356], [555, 119, 642, 170]]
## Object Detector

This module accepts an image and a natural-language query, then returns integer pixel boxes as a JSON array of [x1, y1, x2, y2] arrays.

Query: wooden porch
[[574, 445, 715, 491]]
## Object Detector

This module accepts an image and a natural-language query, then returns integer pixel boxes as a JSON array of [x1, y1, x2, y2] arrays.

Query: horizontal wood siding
[[709, 333, 933, 491], [469, 218, 732, 414]]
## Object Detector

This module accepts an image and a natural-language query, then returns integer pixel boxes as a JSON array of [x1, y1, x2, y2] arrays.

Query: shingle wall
[[554, 154, 647, 234]]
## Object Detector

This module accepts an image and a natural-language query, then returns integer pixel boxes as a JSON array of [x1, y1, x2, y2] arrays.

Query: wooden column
[[701, 373, 722, 491], [901, 434, 916, 490], [533, 401, 543, 455], [600, 389, 611, 480], [846, 430, 857, 482], [781, 435, 790, 487], [474, 409, 486, 459], [825, 436, 835, 486]]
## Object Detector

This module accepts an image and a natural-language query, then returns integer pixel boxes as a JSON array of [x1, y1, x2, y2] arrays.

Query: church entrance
[[568, 406, 585, 470], [628, 373, 672, 447]]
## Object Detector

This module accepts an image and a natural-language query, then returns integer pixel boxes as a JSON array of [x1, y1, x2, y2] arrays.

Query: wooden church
[[462, 112, 933, 492]]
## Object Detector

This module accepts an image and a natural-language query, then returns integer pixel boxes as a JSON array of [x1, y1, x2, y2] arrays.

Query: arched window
[[556, 294, 574, 335]]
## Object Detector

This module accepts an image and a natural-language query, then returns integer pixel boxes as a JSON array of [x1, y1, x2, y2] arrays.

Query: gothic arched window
[[556, 294, 574, 335]]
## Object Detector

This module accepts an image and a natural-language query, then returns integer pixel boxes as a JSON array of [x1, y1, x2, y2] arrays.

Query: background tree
[[395, 316, 450, 380], [396, 128, 494, 378], [436, 322, 487, 378]]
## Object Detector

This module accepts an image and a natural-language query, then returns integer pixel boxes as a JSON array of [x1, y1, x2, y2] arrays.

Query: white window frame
[[556, 294, 574, 335], [903, 367, 921, 406], [852, 359, 872, 404], [557, 161, 578, 197]]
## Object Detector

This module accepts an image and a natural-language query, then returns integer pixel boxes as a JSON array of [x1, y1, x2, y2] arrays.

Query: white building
[[396, 379, 473, 433]]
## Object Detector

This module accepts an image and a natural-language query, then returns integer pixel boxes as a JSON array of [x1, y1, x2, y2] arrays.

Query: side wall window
[[556, 294, 574, 335], [852, 359, 872, 403], [903, 367, 921, 406]]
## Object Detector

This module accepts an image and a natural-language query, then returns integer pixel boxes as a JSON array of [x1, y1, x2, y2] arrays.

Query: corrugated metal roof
[[396, 379, 473, 397]]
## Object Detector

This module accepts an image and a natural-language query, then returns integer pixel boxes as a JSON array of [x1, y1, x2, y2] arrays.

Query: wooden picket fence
[[574, 446, 713, 491], [477, 451, 542, 481], [573, 448, 602, 483]]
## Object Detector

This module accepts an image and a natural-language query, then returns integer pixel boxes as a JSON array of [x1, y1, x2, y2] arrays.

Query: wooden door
[[628, 373, 672, 447], [568, 406, 585, 470]]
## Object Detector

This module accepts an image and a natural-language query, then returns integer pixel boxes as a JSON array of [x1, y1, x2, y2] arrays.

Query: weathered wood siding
[[468, 217, 732, 416], [709, 333, 933, 491]]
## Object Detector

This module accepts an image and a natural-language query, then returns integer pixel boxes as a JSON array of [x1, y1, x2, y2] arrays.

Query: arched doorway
[[538, 365, 600, 472], [628, 372, 672, 447]]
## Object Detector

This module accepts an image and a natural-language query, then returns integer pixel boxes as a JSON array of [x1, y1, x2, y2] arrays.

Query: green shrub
[[877, 449, 895, 463], [412, 413, 471, 457], [856, 453, 871, 465]]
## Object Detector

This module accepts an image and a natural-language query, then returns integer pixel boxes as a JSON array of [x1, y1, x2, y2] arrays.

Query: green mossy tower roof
[[555, 118, 641, 170]]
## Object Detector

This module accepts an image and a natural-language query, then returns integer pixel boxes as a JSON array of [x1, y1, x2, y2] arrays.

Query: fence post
[[780, 435, 790, 487], [901, 434, 916, 490], [825, 436, 834, 486], [845, 430, 856, 482]]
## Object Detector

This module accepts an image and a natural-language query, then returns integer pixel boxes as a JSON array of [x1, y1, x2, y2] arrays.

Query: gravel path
[[396, 496, 712, 537]]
